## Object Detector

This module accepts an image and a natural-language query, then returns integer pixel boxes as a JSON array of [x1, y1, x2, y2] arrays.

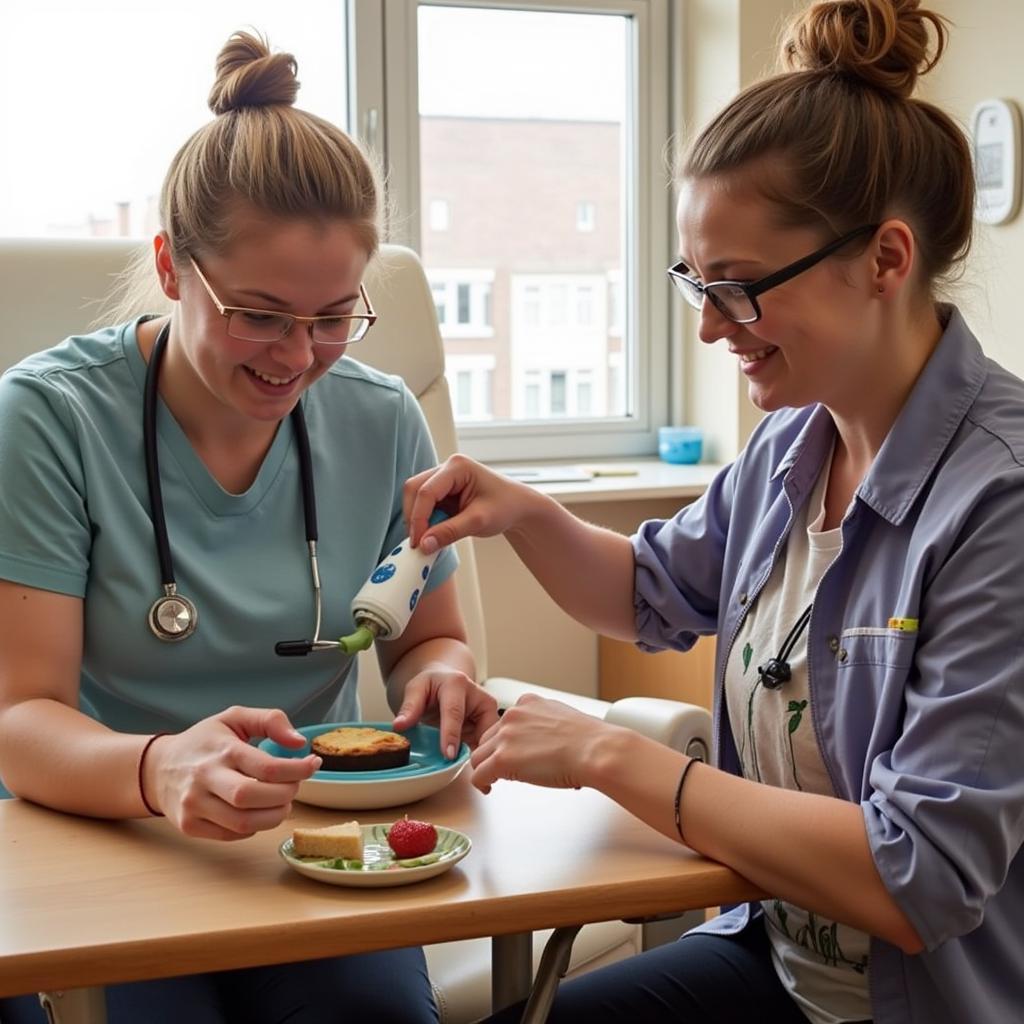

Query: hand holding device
[[275, 510, 452, 657], [402, 454, 539, 554]]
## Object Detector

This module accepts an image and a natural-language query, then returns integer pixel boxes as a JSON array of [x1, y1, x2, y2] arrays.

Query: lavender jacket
[[633, 308, 1024, 1023]]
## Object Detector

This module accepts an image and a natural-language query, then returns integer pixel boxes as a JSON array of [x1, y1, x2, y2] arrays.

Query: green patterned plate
[[280, 823, 471, 888]]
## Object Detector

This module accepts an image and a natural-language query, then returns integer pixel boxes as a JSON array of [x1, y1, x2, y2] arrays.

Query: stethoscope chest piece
[[148, 585, 198, 642]]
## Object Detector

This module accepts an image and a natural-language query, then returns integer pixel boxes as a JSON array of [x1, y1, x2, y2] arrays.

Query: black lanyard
[[757, 603, 813, 690]]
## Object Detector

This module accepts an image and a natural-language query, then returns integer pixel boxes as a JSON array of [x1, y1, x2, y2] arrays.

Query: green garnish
[[396, 852, 443, 868], [323, 858, 364, 870]]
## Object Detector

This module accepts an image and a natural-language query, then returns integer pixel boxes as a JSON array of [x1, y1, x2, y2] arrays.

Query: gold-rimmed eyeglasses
[[188, 256, 377, 345]]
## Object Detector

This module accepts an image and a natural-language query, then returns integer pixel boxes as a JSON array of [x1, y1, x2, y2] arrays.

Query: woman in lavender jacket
[[405, 2, 1024, 1022]]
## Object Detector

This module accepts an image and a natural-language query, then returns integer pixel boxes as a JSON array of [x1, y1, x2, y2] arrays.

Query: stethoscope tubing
[[143, 320, 318, 642]]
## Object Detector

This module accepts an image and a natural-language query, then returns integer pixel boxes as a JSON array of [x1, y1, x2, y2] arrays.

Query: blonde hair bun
[[781, 0, 948, 99], [208, 30, 300, 115]]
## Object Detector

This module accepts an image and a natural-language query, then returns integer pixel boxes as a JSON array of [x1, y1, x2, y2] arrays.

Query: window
[[1, 1, 348, 238], [577, 371, 593, 415], [577, 286, 595, 327], [550, 371, 567, 415], [11, 1, 675, 460], [432, 284, 447, 326], [548, 285, 568, 328], [608, 273, 624, 338], [393, 1, 672, 458], [576, 200, 596, 232], [457, 283, 472, 324], [428, 270, 495, 337], [516, 368, 599, 418], [524, 373, 541, 419], [429, 198, 450, 231], [523, 286, 542, 328], [447, 354, 497, 421], [456, 371, 473, 416], [509, 273, 618, 419]]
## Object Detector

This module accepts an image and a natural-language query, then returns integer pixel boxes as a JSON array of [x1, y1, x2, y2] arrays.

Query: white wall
[[923, 1, 1024, 379]]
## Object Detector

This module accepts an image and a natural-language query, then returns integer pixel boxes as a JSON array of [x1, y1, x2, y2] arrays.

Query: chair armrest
[[604, 697, 711, 759], [483, 676, 612, 719], [482, 678, 711, 760]]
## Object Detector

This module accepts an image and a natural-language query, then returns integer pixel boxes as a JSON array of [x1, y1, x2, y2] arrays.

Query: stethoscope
[[144, 320, 336, 654], [756, 603, 813, 689]]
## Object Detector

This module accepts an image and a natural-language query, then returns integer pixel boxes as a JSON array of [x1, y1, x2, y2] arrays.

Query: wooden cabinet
[[599, 635, 716, 711]]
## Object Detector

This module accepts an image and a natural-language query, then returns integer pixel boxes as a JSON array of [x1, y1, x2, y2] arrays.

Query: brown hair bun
[[781, 0, 948, 99], [208, 30, 300, 115]]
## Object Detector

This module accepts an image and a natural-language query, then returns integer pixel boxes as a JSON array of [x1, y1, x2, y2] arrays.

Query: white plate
[[280, 823, 471, 888], [258, 722, 470, 810]]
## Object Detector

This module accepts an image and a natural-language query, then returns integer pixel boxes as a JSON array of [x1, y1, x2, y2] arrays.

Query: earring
[[877, 286, 884, 293]]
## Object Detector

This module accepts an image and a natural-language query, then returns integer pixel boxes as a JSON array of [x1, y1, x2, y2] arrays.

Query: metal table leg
[[38, 988, 107, 1024], [492, 932, 534, 1012], [517, 925, 582, 1024]]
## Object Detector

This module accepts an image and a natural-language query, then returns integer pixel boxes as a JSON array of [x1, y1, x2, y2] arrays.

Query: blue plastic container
[[658, 425, 703, 464]]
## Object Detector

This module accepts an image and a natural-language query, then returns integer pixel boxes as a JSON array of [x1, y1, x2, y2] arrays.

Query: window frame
[[349, 0, 674, 462]]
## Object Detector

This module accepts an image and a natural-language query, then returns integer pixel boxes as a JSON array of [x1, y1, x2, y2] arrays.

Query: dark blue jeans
[[0, 946, 436, 1024], [486, 915, 865, 1024]]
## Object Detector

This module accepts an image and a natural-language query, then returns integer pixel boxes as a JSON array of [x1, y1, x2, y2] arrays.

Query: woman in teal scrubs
[[0, 30, 496, 1023]]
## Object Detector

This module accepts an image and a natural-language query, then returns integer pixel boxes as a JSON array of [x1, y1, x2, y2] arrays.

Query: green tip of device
[[337, 624, 376, 655]]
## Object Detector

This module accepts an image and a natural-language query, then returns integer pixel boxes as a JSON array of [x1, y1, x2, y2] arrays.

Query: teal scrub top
[[0, 318, 457, 735]]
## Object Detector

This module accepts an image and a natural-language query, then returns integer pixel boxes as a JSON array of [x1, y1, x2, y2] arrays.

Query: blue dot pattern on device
[[371, 563, 397, 584], [391, 545, 403, 556], [410, 588, 420, 611], [422, 565, 430, 580]]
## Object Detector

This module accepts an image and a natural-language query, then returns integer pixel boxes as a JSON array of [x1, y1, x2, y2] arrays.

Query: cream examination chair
[[0, 238, 712, 1024]]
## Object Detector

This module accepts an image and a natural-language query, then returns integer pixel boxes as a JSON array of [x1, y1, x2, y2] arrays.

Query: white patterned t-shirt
[[725, 451, 871, 1024]]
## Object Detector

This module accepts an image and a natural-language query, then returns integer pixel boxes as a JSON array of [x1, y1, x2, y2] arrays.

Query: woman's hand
[[142, 706, 321, 841], [469, 694, 613, 794], [393, 669, 499, 759], [403, 454, 540, 553]]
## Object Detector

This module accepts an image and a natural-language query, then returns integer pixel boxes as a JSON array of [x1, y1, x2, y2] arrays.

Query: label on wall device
[[971, 98, 1022, 225]]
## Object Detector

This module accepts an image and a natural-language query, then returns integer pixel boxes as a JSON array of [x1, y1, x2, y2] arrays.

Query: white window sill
[[490, 457, 721, 505]]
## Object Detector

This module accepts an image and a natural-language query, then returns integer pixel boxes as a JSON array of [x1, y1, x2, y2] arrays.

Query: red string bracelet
[[138, 732, 169, 817]]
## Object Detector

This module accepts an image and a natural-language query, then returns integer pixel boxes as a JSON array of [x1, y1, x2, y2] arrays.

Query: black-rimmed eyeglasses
[[667, 224, 879, 325], [189, 256, 378, 345]]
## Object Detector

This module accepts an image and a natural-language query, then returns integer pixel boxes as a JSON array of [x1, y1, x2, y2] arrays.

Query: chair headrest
[[0, 240, 446, 400]]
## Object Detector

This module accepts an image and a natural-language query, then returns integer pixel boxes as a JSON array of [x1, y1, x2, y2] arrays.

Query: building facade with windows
[[421, 116, 623, 424]]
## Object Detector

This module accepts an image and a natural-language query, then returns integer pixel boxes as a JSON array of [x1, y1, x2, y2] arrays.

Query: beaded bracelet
[[138, 732, 169, 817], [673, 756, 702, 843]]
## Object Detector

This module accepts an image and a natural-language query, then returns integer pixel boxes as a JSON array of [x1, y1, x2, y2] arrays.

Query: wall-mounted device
[[970, 98, 1022, 225]]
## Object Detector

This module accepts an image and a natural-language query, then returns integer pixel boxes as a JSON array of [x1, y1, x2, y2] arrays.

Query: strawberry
[[387, 817, 438, 858]]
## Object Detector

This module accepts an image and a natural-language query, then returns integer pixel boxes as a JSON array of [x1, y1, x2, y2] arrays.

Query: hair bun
[[781, 0, 948, 99], [208, 30, 300, 115]]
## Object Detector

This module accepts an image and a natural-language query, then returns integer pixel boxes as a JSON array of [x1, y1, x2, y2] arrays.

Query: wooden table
[[0, 772, 764, 1020]]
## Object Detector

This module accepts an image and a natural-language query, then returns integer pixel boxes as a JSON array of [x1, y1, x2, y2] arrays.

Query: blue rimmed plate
[[280, 822, 471, 888], [259, 722, 470, 809]]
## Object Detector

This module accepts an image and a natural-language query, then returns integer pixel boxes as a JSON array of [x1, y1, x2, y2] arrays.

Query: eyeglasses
[[667, 224, 879, 325], [188, 256, 377, 345]]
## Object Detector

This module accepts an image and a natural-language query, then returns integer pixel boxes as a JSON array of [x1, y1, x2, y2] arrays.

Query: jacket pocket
[[838, 627, 916, 669]]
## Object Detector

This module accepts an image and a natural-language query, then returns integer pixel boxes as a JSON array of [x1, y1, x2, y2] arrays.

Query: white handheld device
[[336, 510, 450, 654]]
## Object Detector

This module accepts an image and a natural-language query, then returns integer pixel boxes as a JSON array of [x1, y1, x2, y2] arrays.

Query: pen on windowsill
[[576, 466, 640, 477]]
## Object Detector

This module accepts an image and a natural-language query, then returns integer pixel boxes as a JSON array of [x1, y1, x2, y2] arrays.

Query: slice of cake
[[311, 726, 411, 771], [292, 821, 364, 860]]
